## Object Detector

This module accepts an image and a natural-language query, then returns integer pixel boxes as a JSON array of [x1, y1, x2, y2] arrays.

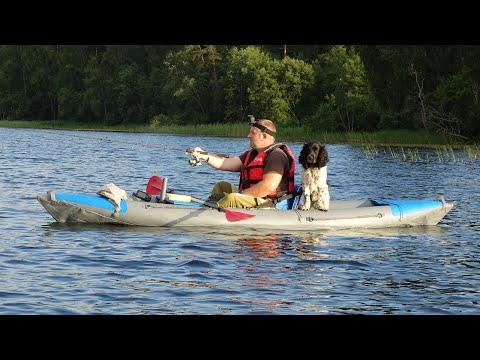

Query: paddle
[[146, 176, 163, 195], [188, 196, 256, 222], [146, 176, 255, 222]]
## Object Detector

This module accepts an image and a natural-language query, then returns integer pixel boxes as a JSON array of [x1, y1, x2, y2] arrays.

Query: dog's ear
[[298, 143, 308, 167], [318, 145, 329, 167]]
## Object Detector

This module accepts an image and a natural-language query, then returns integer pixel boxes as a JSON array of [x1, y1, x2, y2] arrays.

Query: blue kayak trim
[[164, 199, 202, 207], [55, 193, 128, 213], [371, 199, 441, 217], [53, 193, 442, 218]]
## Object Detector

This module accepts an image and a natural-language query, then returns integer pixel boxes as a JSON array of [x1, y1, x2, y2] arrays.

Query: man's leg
[[217, 193, 263, 208], [211, 181, 237, 196], [210, 181, 269, 208], [209, 181, 238, 202]]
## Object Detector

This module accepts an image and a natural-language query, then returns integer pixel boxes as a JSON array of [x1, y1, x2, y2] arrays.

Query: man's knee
[[208, 193, 226, 202], [211, 181, 236, 196]]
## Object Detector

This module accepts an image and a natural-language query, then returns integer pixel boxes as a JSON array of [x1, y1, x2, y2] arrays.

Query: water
[[1, 127, 479, 314]]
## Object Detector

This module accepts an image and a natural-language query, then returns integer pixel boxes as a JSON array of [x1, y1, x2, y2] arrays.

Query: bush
[[149, 114, 175, 126]]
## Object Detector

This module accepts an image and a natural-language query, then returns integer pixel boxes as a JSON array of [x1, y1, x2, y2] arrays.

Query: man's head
[[247, 118, 277, 150]]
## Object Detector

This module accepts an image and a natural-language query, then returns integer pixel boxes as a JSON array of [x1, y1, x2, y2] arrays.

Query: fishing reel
[[188, 158, 202, 166]]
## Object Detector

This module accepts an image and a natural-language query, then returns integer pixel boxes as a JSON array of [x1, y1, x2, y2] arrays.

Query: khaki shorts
[[210, 181, 269, 209]]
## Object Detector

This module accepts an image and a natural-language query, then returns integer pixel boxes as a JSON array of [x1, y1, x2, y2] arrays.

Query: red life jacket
[[239, 143, 295, 198]]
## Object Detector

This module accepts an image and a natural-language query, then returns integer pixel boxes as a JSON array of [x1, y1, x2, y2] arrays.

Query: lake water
[[1, 127, 479, 314]]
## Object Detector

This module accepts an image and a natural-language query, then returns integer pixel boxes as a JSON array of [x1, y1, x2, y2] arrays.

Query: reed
[[356, 143, 480, 163], [465, 145, 479, 159]]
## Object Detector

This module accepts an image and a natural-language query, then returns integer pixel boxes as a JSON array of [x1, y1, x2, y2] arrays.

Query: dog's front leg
[[300, 187, 311, 210], [310, 189, 319, 209], [313, 186, 329, 211]]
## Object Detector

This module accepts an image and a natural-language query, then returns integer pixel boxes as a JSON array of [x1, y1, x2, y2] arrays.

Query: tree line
[[0, 45, 478, 141]]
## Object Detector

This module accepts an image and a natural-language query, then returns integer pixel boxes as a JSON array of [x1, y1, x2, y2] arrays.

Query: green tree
[[304, 45, 379, 131], [224, 46, 313, 125], [83, 52, 113, 123], [163, 45, 225, 123]]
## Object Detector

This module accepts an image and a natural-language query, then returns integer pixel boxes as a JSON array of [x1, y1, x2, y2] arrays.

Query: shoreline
[[0, 120, 476, 149]]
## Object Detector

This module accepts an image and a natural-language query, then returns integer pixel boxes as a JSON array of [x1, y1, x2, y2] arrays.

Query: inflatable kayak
[[37, 190, 453, 230]]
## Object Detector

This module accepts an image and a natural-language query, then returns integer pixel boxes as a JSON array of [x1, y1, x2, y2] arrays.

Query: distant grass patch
[[0, 119, 469, 148]]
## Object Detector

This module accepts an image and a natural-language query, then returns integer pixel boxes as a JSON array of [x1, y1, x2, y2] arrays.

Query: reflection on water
[[237, 234, 286, 259], [1, 127, 479, 314], [295, 233, 330, 261]]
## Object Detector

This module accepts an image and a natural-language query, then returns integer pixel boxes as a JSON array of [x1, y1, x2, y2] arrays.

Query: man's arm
[[189, 147, 243, 172], [210, 155, 243, 172]]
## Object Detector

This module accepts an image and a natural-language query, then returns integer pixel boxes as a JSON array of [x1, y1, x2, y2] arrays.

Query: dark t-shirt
[[239, 147, 290, 194]]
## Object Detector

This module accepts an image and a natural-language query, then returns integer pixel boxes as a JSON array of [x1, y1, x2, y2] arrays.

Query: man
[[189, 118, 295, 208]]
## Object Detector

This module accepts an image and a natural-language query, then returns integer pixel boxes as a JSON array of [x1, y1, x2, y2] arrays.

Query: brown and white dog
[[298, 142, 330, 211]]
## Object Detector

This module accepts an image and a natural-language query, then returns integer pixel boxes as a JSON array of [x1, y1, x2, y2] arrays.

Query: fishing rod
[[37, 129, 230, 164]]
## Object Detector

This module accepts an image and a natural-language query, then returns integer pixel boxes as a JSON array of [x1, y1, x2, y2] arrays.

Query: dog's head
[[298, 142, 329, 169]]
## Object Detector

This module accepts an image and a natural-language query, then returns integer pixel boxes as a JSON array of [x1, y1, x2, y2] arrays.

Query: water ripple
[[0, 128, 479, 314], [180, 260, 213, 268]]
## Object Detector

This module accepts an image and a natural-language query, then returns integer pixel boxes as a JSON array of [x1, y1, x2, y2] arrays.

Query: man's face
[[247, 126, 265, 150]]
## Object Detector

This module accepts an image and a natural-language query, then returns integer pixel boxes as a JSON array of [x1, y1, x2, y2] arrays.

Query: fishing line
[[36, 129, 229, 158]]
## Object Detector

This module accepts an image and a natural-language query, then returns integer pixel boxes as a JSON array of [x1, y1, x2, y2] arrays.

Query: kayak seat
[[276, 184, 303, 210]]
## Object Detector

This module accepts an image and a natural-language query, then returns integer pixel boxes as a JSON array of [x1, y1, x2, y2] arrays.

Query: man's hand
[[187, 147, 208, 161]]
